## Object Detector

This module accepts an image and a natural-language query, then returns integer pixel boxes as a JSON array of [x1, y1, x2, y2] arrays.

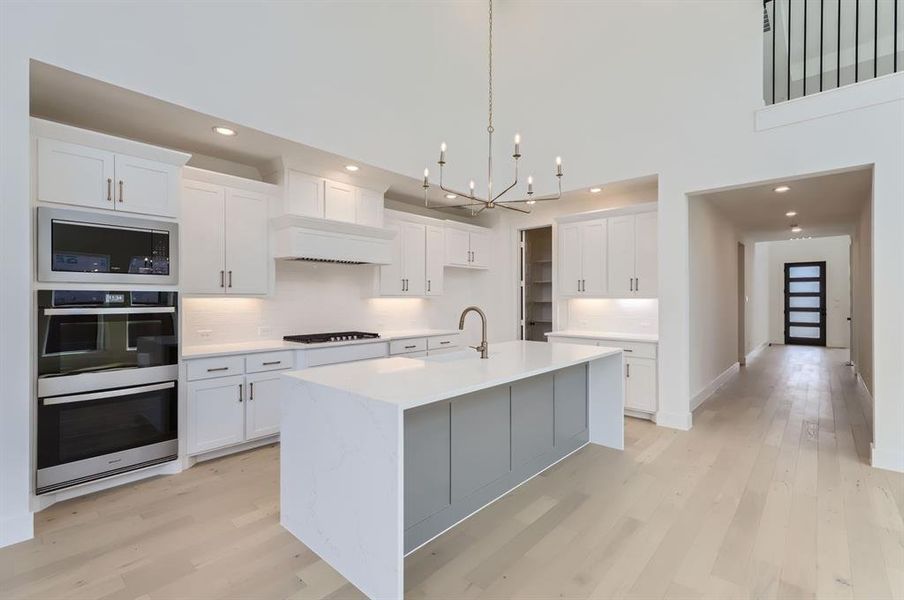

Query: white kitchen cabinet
[[324, 180, 357, 223], [558, 219, 607, 297], [181, 170, 273, 295], [35, 135, 182, 218], [444, 223, 491, 269], [187, 375, 246, 455], [113, 153, 179, 217], [286, 169, 324, 218], [425, 225, 445, 296], [379, 219, 426, 296], [224, 188, 270, 295], [356, 188, 384, 228], [607, 213, 657, 298], [181, 180, 227, 294], [245, 372, 284, 440], [36, 138, 115, 210], [625, 357, 657, 413]]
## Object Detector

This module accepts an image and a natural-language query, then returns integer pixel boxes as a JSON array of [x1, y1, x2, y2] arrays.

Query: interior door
[[633, 211, 658, 297], [402, 222, 426, 296], [181, 181, 226, 294], [225, 189, 269, 295], [784, 261, 827, 346], [425, 225, 444, 296], [114, 154, 178, 217], [558, 223, 582, 297], [607, 215, 636, 296], [580, 220, 607, 296]]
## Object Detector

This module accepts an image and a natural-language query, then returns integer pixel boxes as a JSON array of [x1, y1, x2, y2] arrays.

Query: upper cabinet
[[557, 205, 657, 299], [32, 119, 189, 218], [181, 168, 276, 296], [279, 167, 385, 228], [607, 211, 657, 298], [558, 219, 607, 297], [379, 218, 427, 297], [444, 222, 491, 269]]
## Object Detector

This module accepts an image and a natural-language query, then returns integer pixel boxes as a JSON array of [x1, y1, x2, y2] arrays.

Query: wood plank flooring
[[1, 345, 902, 599]]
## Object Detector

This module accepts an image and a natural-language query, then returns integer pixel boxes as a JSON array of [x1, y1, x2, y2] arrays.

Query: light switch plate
[[258, 326, 273, 337], [197, 329, 213, 338]]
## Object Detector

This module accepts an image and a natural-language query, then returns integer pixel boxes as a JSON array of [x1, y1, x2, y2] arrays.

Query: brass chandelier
[[422, 0, 563, 215]]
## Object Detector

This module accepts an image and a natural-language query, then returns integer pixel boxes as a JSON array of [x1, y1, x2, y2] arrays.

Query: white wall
[[745, 242, 770, 356], [851, 196, 873, 393], [763, 236, 851, 348], [688, 199, 741, 400], [3, 0, 904, 545]]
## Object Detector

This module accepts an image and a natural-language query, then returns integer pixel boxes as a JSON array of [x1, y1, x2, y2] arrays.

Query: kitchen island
[[280, 340, 624, 599]]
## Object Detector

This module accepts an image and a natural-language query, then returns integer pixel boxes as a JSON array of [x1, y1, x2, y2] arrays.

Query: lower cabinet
[[185, 351, 293, 456]]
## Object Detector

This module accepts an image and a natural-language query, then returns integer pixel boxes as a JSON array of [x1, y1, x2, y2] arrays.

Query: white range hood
[[271, 215, 396, 265]]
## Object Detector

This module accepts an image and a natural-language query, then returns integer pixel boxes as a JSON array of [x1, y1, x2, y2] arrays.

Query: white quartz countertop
[[283, 340, 621, 410], [546, 330, 659, 343], [182, 329, 460, 359]]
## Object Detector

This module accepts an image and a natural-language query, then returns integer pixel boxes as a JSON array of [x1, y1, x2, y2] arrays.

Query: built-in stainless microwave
[[37, 207, 178, 285]]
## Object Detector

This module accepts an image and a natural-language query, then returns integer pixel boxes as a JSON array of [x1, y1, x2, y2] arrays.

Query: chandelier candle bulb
[[423, 168, 429, 187], [440, 142, 446, 164], [556, 156, 563, 176], [514, 133, 521, 157], [528, 175, 534, 194], [469, 180, 475, 195]]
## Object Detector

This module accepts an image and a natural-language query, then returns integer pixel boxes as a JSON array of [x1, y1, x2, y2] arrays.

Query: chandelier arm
[[491, 160, 519, 204], [497, 176, 563, 204], [498, 202, 531, 214], [438, 163, 488, 204], [435, 201, 487, 210]]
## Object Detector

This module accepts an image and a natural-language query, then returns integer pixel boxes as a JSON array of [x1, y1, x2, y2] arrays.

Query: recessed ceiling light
[[344, 165, 359, 172], [774, 185, 791, 193], [791, 226, 802, 233], [786, 210, 797, 217], [589, 187, 602, 193], [445, 193, 457, 200], [212, 126, 236, 136]]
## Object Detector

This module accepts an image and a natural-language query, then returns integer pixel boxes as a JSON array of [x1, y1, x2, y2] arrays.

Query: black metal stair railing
[[764, 0, 902, 104]]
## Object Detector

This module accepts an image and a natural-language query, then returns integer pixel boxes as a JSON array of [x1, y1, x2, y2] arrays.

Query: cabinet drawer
[[186, 355, 245, 381], [303, 342, 388, 367], [246, 351, 294, 373], [390, 338, 427, 355], [427, 335, 459, 351], [596, 340, 657, 359]]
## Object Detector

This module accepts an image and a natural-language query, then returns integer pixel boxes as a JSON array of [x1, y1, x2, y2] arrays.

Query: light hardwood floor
[[1, 345, 902, 599]]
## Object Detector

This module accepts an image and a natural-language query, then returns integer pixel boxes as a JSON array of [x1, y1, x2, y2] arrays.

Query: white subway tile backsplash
[[565, 298, 658, 334]]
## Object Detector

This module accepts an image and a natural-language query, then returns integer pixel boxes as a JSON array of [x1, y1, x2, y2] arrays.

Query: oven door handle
[[42, 381, 176, 406], [43, 307, 176, 316]]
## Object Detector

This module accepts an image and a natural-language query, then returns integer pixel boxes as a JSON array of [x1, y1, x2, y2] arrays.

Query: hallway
[[1, 346, 901, 599]]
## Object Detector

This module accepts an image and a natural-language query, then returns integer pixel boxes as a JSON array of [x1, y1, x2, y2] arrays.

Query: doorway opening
[[784, 261, 827, 346], [520, 227, 553, 341]]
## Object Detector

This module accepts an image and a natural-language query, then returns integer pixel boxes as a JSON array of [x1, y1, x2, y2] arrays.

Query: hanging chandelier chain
[[488, 0, 493, 133]]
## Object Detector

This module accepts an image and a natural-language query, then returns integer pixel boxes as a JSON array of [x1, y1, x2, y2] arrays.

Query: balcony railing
[[764, 0, 903, 104]]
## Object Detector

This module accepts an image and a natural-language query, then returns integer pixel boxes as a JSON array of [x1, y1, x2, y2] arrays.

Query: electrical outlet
[[197, 329, 213, 338], [578, 320, 589, 328], [258, 326, 272, 338]]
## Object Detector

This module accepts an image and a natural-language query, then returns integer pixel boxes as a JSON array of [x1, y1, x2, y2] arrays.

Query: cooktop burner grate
[[283, 331, 380, 344]]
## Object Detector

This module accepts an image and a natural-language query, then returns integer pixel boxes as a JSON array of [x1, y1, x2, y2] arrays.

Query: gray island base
[[280, 341, 624, 599]]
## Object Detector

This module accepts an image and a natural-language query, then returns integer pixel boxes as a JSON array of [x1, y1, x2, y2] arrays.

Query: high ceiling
[[695, 168, 872, 241]]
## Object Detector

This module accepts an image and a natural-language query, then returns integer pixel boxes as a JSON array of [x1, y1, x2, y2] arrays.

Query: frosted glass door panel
[[789, 326, 820, 338], [789, 296, 820, 308], [789, 311, 820, 323], [788, 266, 820, 278], [789, 281, 820, 293]]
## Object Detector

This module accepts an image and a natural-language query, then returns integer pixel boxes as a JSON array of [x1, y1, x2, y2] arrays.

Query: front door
[[784, 261, 827, 346]]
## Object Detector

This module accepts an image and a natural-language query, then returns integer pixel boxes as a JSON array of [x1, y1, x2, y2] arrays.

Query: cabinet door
[[404, 401, 451, 529], [323, 180, 357, 223], [511, 373, 555, 466], [451, 386, 511, 501], [225, 189, 269, 295], [468, 231, 490, 268], [558, 223, 583, 297], [425, 225, 444, 296], [355, 188, 384, 228], [607, 215, 636, 297], [379, 221, 404, 295], [554, 364, 588, 445], [580, 220, 608, 296], [401, 222, 426, 296], [444, 227, 470, 267], [114, 154, 179, 217], [286, 170, 324, 218], [245, 372, 284, 440], [187, 375, 246, 454], [181, 181, 226, 294], [625, 357, 657, 413], [633, 211, 658, 297], [36, 138, 115, 209]]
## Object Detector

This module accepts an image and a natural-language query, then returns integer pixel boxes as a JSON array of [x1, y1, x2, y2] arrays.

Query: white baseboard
[[745, 341, 767, 363], [654, 410, 693, 431], [691, 362, 740, 412], [871, 442, 904, 473], [0, 512, 34, 548]]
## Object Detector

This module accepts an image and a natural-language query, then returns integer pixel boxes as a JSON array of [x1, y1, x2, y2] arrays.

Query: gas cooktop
[[283, 331, 380, 344]]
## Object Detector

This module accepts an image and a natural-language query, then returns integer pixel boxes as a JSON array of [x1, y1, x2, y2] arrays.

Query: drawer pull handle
[[262, 360, 282, 366], [207, 366, 229, 372], [404, 345, 417, 349], [439, 341, 451, 345], [623, 349, 633, 352]]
